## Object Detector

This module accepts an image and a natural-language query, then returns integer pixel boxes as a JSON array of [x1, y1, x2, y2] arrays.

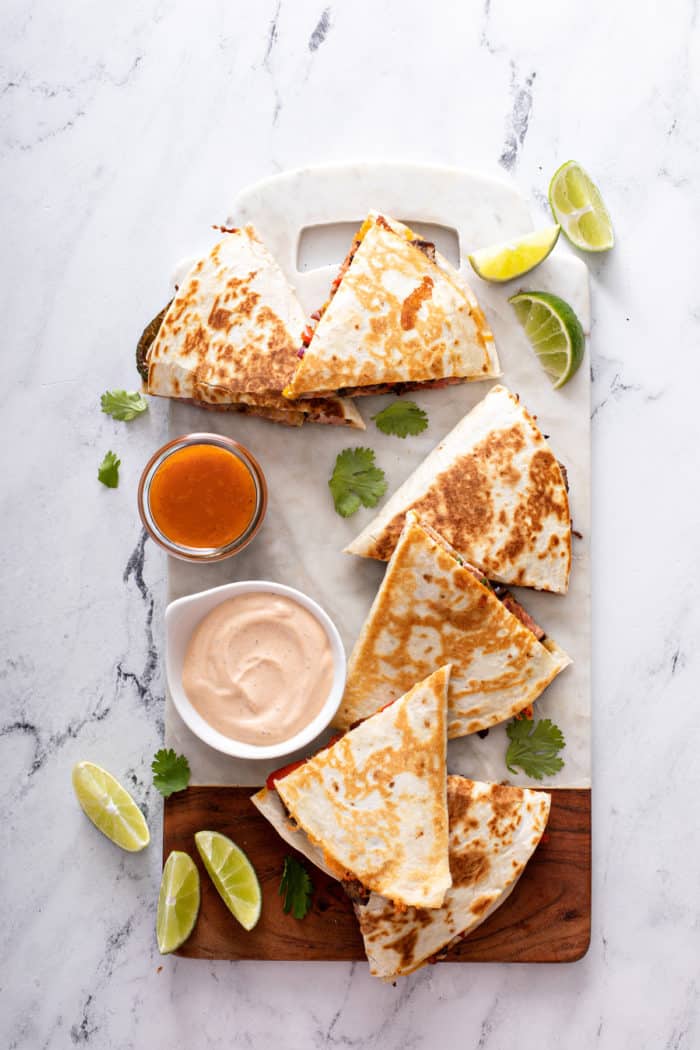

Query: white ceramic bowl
[[165, 580, 347, 760]]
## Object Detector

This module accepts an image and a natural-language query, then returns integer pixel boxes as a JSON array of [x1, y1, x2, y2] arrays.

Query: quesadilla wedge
[[252, 775, 550, 980], [268, 666, 452, 909], [283, 211, 499, 399], [346, 384, 572, 593], [354, 776, 550, 978], [335, 513, 570, 736], [143, 226, 364, 428]]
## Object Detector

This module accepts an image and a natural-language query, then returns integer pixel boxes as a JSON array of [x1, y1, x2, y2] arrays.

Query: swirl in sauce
[[182, 593, 335, 745]]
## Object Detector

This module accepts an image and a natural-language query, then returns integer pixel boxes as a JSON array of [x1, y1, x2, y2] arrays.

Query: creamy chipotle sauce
[[182, 593, 335, 745]]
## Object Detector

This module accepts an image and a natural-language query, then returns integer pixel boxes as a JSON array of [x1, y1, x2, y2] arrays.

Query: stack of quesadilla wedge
[[258, 666, 452, 908], [283, 211, 500, 400], [141, 226, 364, 428], [354, 776, 550, 978], [335, 513, 570, 736], [253, 774, 550, 980], [346, 384, 572, 593]]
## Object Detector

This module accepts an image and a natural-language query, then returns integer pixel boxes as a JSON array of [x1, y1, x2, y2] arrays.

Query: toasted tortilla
[[251, 786, 336, 877], [346, 384, 572, 593], [283, 212, 499, 398], [335, 514, 570, 736], [145, 226, 364, 428], [273, 666, 452, 909], [253, 775, 551, 980], [355, 776, 550, 978]]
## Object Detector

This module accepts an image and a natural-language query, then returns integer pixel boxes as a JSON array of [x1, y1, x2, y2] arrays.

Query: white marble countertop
[[2, 1, 698, 1047]]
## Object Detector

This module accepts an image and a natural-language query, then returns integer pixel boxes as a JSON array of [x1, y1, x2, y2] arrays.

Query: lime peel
[[468, 224, 560, 283], [548, 160, 614, 252], [509, 291, 585, 390], [157, 851, 200, 954], [72, 761, 150, 852], [195, 830, 262, 931]]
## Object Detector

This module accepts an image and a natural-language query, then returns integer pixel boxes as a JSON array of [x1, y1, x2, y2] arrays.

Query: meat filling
[[491, 584, 547, 642], [456, 562, 546, 642], [334, 377, 463, 398], [342, 878, 371, 905], [410, 238, 437, 262], [557, 461, 569, 492]]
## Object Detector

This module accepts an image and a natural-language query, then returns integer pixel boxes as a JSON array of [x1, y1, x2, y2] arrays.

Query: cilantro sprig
[[372, 400, 428, 438], [329, 447, 387, 518], [505, 716, 565, 780], [279, 855, 313, 919], [151, 748, 191, 798], [98, 450, 121, 488], [101, 390, 148, 421]]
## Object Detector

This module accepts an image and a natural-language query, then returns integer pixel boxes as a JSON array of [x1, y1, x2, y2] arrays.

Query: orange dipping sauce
[[149, 444, 257, 549]]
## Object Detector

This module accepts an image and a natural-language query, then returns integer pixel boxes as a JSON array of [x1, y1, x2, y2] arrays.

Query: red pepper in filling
[[265, 759, 306, 791], [349, 697, 398, 732], [265, 733, 345, 791]]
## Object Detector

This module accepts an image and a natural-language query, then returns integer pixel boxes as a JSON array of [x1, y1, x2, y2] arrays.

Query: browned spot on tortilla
[[450, 847, 490, 887], [487, 786, 524, 843], [469, 893, 493, 916], [447, 777, 473, 825], [400, 276, 434, 330], [383, 928, 419, 967], [371, 424, 526, 561], [491, 786, 523, 820], [369, 315, 389, 338], [208, 304, 232, 330], [495, 449, 569, 574], [237, 291, 259, 318]]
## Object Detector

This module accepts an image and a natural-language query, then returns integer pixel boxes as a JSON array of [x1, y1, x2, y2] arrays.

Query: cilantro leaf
[[329, 447, 387, 517], [372, 400, 428, 438], [151, 748, 191, 797], [98, 450, 121, 488], [101, 390, 148, 421], [505, 716, 565, 780], [279, 855, 313, 919]]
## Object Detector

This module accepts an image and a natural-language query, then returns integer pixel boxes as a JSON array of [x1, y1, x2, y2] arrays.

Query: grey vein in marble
[[1, 55, 143, 154], [479, 0, 503, 56], [116, 529, 162, 725], [309, 8, 332, 52], [263, 0, 284, 125], [499, 63, 536, 171]]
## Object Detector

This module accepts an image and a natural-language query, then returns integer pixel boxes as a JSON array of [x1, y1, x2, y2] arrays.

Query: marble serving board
[[164, 162, 591, 790]]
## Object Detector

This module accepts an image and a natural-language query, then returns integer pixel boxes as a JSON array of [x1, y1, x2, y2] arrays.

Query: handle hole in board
[[296, 220, 461, 272]]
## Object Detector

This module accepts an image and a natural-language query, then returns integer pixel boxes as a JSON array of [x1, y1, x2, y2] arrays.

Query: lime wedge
[[509, 291, 585, 389], [194, 830, 261, 931], [548, 160, 614, 252], [72, 761, 150, 851], [468, 224, 560, 283], [156, 851, 200, 954]]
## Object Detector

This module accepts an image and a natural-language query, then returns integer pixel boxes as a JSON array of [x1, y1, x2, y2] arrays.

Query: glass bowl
[[137, 433, 267, 562]]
